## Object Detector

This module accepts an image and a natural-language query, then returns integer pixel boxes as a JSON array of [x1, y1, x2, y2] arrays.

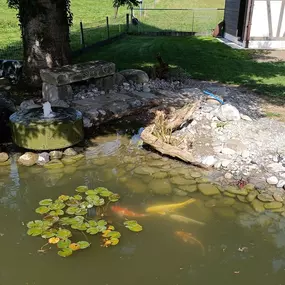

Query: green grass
[[75, 35, 285, 97], [0, 0, 225, 59]]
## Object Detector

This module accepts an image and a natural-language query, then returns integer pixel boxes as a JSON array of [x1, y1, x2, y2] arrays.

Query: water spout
[[43, 102, 55, 118]]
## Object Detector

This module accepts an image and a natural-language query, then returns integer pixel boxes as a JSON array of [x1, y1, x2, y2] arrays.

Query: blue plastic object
[[203, 90, 224, 105]]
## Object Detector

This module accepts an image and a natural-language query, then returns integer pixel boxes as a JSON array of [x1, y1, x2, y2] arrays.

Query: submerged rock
[[134, 166, 155, 175], [198, 184, 220, 196], [178, 184, 197, 193], [170, 176, 191, 185], [61, 157, 77, 165], [257, 193, 274, 202], [44, 159, 64, 169], [0, 159, 11, 166], [264, 201, 283, 210], [125, 178, 147, 193], [149, 179, 172, 195], [173, 188, 188, 196], [246, 190, 258, 202], [251, 199, 265, 213], [0, 152, 8, 163], [18, 152, 38, 166], [226, 186, 248, 196], [152, 172, 168, 179]]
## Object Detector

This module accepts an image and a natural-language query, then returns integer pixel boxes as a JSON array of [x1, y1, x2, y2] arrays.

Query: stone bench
[[40, 60, 115, 101]]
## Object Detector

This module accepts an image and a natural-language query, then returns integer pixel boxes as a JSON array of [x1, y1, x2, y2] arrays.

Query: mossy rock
[[264, 201, 283, 210], [92, 158, 106, 166], [271, 206, 285, 213], [0, 159, 11, 166], [152, 172, 168, 179], [190, 172, 202, 178], [244, 184, 255, 191], [237, 195, 248, 203], [149, 179, 172, 195], [257, 194, 274, 202], [71, 154, 84, 161], [61, 157, 77, 165], [170, 176, 192, 185], [246, 190, 258, 202], [226, 186, 248, 196], [251, 199, 265, 213], [134, 166, 156, 175], [224, 191, 236, 198], [173, 188, 188, 197], [179, 184, 197, 193], [196, 177, 210, 183], [198, 184, 220, 196], [44, 159, 64, 169]]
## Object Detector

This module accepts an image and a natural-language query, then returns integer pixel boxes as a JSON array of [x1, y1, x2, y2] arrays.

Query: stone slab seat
[[40, 60, 116, 101]]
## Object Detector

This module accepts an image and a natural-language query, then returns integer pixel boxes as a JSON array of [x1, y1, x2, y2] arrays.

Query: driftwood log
[[140, 101, 208, 169]]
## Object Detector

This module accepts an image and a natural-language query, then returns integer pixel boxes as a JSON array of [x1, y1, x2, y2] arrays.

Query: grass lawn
[[75, 35, 285, 97], [0, 0, 225, 58]]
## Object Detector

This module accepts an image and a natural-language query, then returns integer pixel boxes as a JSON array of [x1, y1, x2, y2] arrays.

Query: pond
[[1, 123, 285, 285]]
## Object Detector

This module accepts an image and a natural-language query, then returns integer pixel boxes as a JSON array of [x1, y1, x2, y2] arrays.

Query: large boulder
[[119, 69, 149, 84], [0, 91, 16, 143]]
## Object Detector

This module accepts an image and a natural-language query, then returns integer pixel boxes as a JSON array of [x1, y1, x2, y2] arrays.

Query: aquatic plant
[[26, 186, 143, 257]]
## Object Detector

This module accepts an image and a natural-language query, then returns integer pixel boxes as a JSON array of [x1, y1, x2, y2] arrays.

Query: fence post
[[126, 13, 130, 32], [106, 16, 110, 39], [192, 11, 195, 34], [80, 20, 85, 48]]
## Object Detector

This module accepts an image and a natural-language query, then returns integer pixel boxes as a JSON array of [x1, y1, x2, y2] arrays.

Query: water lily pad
[[76, 186, 88, 193], [94, 187, 109, 194], [66, 206, 78, 215], [97, 220, 107, 226], [86, 190, 96, 195], [57, 239, 71, 249], [71, 223, 88, 231], [75, 208, 88, 216], [124, 220, 143, 232], [39, 199, 53, 206], [41, 229, 57, 239], [88, 220, 97, 227], [86, 227, 99, 235], [35, 206, 50, 215], [110, 237, 119, 245], [69, 243, 81, 251], [59, 217, 73, 225], [58, 195, 69, 201], [109, 194, 120, 202], [66, 198, 80, 207], [86, 195, 105, 206], [103, 230, 121, 239], [49, 210, 64, 216], [50, 202, 66, 210], [77, 241, 90, 249], [57, 229, 72, 239], [74, 195, 83, 201], [58, 248, 73, 257], [99, 189, 113, 197], [27, 227, 43, 236], [43, 215, 60, 224]]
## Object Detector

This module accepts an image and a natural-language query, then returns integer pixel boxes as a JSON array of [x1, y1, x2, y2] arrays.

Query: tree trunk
[[19, 0, 72, 87]]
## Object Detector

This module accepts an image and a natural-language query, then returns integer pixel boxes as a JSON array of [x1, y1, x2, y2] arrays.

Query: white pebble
[[267, 176, 278, 185]]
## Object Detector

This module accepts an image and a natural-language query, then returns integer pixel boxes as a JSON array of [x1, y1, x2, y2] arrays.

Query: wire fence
[[0, 8, 225, 60], [0, 14, 128, 60], [130, 8, 225, 35]]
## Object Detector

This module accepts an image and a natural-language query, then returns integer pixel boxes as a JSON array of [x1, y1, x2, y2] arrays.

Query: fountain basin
[[9, 107, 84, 150]]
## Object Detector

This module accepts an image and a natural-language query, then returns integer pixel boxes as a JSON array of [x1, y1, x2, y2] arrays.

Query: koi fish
[[111, 206, 147, 218], [145, 198, 196, 215], [175, 231, 205, 256], [169, 214, 205, 226]]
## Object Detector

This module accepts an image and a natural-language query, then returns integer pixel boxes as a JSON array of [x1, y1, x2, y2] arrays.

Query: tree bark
[[19, 0, 72, 87]]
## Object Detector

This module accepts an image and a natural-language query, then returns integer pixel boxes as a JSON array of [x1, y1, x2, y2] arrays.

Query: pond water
[[1, 124, 285, 285]]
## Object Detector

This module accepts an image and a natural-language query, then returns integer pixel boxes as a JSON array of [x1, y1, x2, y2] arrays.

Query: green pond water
[[1, 126, 285, 285]]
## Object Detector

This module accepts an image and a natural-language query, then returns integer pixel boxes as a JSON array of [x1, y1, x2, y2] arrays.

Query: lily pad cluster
[[26, 186, 143, 257]]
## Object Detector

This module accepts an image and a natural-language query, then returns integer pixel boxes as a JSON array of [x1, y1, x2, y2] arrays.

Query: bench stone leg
[[42, 82, 73, 101], [91, 75, 115, 92]]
